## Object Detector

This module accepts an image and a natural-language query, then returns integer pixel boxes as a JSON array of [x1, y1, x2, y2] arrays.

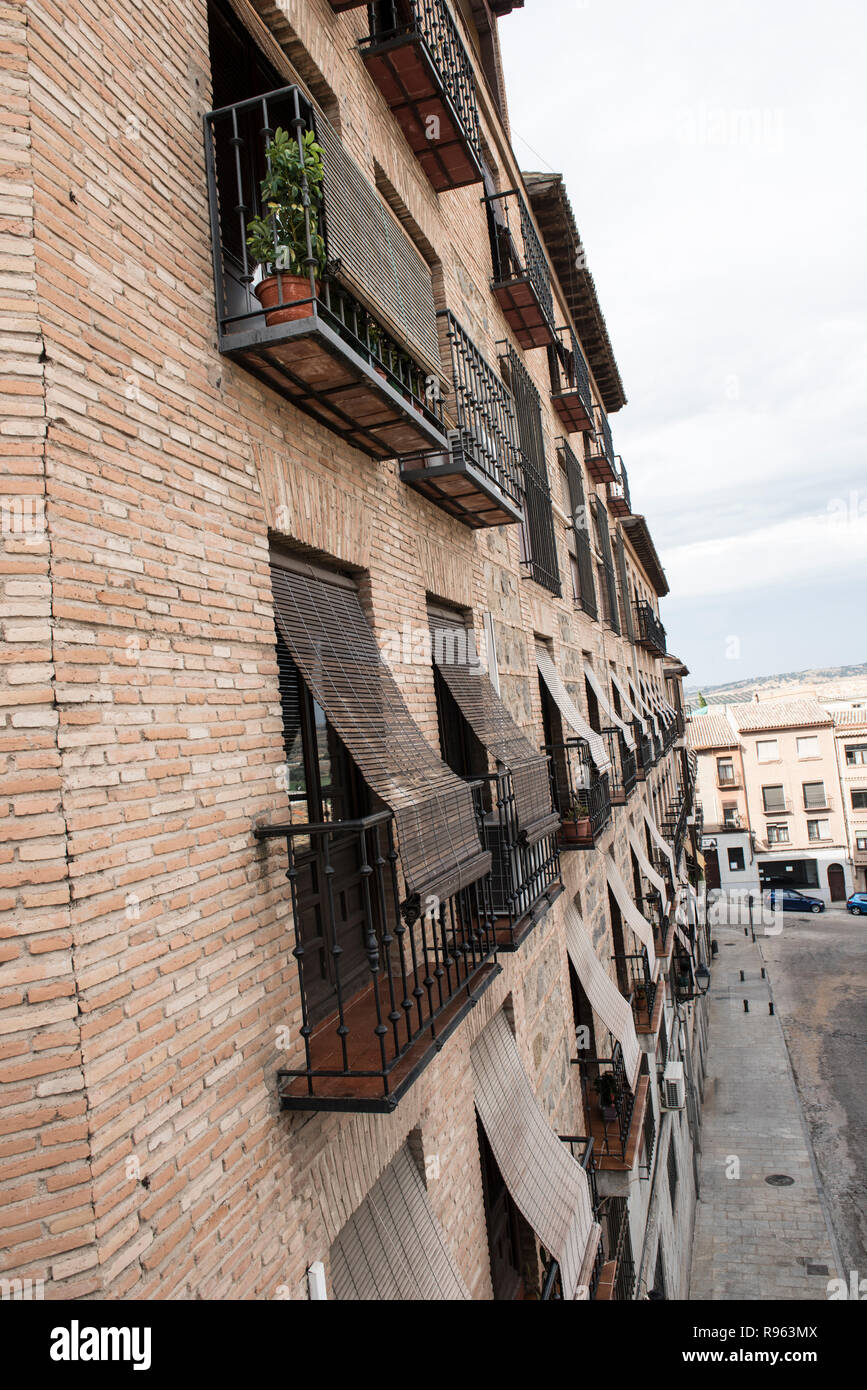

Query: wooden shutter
[[270, 560, 490, 907], [315, 112, 440, 376]]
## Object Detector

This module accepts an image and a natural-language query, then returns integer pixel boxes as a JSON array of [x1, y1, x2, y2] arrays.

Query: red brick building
[[1, 0, 707, 1300]]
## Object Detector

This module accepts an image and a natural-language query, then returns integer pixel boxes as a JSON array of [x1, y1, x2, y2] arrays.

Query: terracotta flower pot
[[254, 274, 318, 326]]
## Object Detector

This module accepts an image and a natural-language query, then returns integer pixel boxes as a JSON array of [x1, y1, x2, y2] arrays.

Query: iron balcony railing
[[634, 600, 667, 656], [438, 309, 524, 510], [606, 1195, 635, 1301], [586, 404, 617, 482], [256, 810, 497, 1110], [361, 0, 483, 183], [582, 1040, 636, 1161], [470, 770, 561, 950], [559, 439, 598, 620], [641, 1093, 657, 1178], [602, 727, 637, 802], [204, 86, 446, 456], [485, 188, 556, 339], [608, 455, 631, 514], [544, 738, 612, 845], [544, 1136, 602, 1300], [612, 949, 657, 1033], [632, 718, 654, 776], [549, 327, 593, 429]]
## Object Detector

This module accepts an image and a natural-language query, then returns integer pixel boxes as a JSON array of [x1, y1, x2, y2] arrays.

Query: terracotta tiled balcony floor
[[587, 1074, 650, 1171]]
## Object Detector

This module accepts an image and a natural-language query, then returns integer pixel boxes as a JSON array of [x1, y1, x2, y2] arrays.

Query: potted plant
[[594, 1072, 618, 1122], [246, 126, 326, 326]]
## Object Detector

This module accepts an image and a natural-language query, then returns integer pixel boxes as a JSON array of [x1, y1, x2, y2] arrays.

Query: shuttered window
[[502, 346, 561, 596], [560, 440, 597, 619], [316, 112, 440, 375], [270, 558, 490, 908], [428, 610, 559, 846], [591, 496, 620, 634], [615, 531, 635, 641]]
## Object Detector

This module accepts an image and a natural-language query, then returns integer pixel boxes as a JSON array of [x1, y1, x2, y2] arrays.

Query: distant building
[[833, 709, 867, 892]]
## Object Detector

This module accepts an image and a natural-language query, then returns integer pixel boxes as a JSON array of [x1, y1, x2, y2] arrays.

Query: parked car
[[846, 892, 867, 916], [767, 888, 825, 914]]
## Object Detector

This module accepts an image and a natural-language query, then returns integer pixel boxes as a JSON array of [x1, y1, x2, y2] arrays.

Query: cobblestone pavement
[[690, 921, 841, 1300]]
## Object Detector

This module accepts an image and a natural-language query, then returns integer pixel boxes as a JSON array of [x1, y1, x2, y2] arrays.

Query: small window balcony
[[399, 310, 525, 527], [607, 457, 631, 517], [580, 1046, 651, 1171], [586, 406, 618, 483], [613, 949, 661, 1036], [255, 810, 499, 1111], [204, 85, 449, 460], [602, 727, 637, 804], [358, 0, 484, 191], [484, 189, 556, 349], [544, 738, 612, 847], [549, 328, 594, 433], [470, 770, 562, 951], [633, 600, 667, 656], [633, 720, 654, 779]]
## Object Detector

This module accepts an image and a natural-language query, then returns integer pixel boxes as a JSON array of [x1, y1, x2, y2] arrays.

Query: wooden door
[[828, 863, 845, 902]]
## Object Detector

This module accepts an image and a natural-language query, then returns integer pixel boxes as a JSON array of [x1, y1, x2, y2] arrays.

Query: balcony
[[484, 189, 556, 348], [542, 1137, 603, 1300], [633, 720, 654, 779], [544, 738, 612, 847], [580, 1044, 650, 1170], [358, 1, 483, 192], [398, 311, 525, 527], [549, 327, 594, 433], [803, 792, 832, 812], [586, 407, 618, 483], [633, 600, 667, 656], [595, 1194, 635, 1301], [613, 950, 661, 1036], [471, 771, 562, 951], [671, 947, 697, 1003], [716, 770, 741, 790], [762, 796, 792, 816], [204, 86, 448, 460], [602, 727, 637, 804], [256, 810, 499, 1111], [607, 457, 631, 517]]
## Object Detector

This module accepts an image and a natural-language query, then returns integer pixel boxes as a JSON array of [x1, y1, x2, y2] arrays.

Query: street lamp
[[677, 962, 710, 1002]]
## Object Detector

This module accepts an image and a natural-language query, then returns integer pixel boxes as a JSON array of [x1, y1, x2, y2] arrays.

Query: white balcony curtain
[[536, 645, 611, 773], [605, 854, 657, 978], [564, 902, 642, 1089], [627, 823, 669, 914], [585, 666, 636, 750]]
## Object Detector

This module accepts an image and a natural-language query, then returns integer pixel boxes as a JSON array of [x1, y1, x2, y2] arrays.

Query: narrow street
[[690, 918, 842, 1299], [758, 907, 867, 1278]]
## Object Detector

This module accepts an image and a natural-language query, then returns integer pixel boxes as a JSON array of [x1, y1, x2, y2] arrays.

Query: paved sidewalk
[[690, 925, 840, 1300]]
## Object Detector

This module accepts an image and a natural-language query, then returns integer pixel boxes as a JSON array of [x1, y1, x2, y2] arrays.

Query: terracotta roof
[[523, 173, 627, 414], [687, 714, 737, 750], [833, 708, 867, 728], [730, 699, 833, 732], [621, 516, 669, 597]]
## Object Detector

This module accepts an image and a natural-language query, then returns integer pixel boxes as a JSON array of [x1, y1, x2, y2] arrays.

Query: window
[[807, 820, 830, 842], [667, 1142, 679, 1211], [560, 441, 596, 619], [722, 805, 740, 827], [845, 744, 867, 766], [762, 785, 787, 813], [856, 835, 867, 851], [802, 781, 827, 810], [796, 735, 820, 758], [717, 757, 736, 785], [503, 346, 561, 596], [756, 740, 779, 762], [767, 824, 789, 844], [728, 847, 745, 871], [852, 791, 867, 810], [569, 551, 581, 603]]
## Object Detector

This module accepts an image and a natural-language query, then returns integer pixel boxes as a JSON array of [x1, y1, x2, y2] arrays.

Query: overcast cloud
[[499, 0, 867, 687]]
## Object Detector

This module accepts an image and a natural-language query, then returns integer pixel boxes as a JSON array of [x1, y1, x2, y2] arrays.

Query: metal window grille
[[502, 346, 561, 595]]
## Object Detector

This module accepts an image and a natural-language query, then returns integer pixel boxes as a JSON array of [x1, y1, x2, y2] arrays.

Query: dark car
[[847, 892, 867, 916], [767, 887, 825, 914]]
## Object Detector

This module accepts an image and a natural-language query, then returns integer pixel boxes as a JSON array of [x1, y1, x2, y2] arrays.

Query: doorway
[[828, 862, 846, 902]]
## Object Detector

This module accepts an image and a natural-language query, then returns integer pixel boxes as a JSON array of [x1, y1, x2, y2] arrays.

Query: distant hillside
[[685, 662, 867, 709]]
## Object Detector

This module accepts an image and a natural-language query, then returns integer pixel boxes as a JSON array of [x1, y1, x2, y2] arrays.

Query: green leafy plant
[[246, 127, 326, 277]]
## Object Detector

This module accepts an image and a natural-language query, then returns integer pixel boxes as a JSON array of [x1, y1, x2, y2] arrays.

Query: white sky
[[499, 0, 867, 686]]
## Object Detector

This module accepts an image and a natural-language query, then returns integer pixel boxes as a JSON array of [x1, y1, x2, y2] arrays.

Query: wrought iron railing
[[362, 1, 483, 173], [632, 718, 654, 775], [593, 406, 616, 468], [434, 309, 525, 510], [602, 727, 637, 800], [608, 455, 631, 511], [470, 770, 561, 947], [544, 738, 612, 843], [559, 439, 597, 619], [204, 85, 444, 432], [634, 600, 667, 655], [641, 1095, 657, 1177], [612, 950, 657, 1031], [583, 1041, 636, 1160], [256, 810, 496, 1105], [485, 188, 555, 328], [606, 1194, 635, 1301], [550, 326, 593, 417], [504, 345, 561, 595]]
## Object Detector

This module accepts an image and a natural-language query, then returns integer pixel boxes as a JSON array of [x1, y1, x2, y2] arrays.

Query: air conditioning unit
[[661, 1061, 685, 1111]]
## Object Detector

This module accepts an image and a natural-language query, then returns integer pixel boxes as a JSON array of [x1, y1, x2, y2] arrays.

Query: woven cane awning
[[585, 666, 636, 750], [643, 803, 677, 885], [472, 1011, 600, 1300], [627, 823, 669, 914], [330, 1146, 470, 1300], [429, 612, 559, 847], [271, 560, 490, 907], [610, 671, 649, 735], [564, 902, 642, 1089], [535, 645, 610, 774], [605, 854, 658, 978]]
